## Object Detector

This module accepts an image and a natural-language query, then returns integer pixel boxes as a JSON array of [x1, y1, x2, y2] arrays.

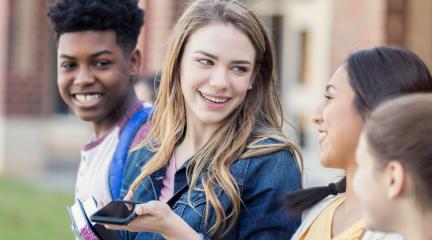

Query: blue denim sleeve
[[236, 149, 302, 239]]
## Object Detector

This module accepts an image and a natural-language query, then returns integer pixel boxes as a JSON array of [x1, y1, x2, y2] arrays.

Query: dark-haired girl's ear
[[386, 160, 405, 199], [128, 49, 142, 76]]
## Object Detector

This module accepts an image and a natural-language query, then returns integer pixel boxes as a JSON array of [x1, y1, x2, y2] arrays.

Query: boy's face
[[57, 31, 137, 126]]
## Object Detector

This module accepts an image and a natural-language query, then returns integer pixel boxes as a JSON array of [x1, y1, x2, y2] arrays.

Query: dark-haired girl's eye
[[324, 94, 333, 101]]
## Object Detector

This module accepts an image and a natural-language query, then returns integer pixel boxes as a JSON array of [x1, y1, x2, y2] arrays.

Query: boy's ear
[[128, 49, 142, 76]]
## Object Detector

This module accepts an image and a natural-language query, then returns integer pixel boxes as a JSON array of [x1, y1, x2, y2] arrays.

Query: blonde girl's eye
[[231, 66, 248, 73], [197, 59, 214, 66]]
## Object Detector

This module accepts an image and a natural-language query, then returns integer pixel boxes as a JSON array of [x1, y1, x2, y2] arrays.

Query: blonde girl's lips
[[198, 91, 231, 110], [198, 91, 230, 103]]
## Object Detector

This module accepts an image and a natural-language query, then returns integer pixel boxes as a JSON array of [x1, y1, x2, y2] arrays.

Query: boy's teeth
[[75, 93, 102, 102]]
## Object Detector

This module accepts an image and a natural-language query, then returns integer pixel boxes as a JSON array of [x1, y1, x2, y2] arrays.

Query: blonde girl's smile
[[180, 22, 255, 126], [197, 90, 231, 110]]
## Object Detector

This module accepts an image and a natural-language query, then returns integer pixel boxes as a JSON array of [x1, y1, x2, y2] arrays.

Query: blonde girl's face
[[312, 65, 364, 169], [179, 23, 256, 128], [353, 134, 394, 232]]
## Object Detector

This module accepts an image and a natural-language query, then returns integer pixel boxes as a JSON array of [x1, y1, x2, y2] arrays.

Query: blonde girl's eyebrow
[[193, 50, 218, 60], [193, 50, 252, 65], [231, 60, 252, 65]]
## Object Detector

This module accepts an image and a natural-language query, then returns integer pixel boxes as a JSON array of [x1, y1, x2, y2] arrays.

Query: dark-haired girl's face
[[57, 31, 140, 136], [312, 65, 363, 169]]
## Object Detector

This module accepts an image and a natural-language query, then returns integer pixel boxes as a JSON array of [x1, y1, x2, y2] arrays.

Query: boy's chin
[[74, 111, 104, 123]]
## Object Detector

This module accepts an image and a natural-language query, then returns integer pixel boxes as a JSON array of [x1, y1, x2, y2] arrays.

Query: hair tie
[[328, 183, 338, 195]]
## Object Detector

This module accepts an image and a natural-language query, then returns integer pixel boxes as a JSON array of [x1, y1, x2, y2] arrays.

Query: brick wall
[[386, 0, 407, 47], [2, 0, 54, 118], [331, 0, 432, 72], [405, 0, 432, 68], [330, 0, 387, 72], [137, 0, 186, 75], [0, 1, 10, 116]]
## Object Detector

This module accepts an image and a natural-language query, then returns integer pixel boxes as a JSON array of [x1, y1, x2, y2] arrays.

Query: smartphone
[[90, 200, 139, 225]]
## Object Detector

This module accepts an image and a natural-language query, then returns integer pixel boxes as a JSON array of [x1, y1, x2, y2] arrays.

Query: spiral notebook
[[67, 197, 119, 240]]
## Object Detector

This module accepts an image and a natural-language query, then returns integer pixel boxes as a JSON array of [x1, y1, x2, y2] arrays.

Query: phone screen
[[96, 201, 135, 218], [90, 200, 137, 225]]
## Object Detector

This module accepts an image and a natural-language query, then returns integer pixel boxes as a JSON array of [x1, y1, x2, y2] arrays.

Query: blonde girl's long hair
[[129, 0, 302, 238]]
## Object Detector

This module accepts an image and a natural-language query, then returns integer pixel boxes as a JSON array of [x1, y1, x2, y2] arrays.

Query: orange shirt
[[299, 195, 365, 240]]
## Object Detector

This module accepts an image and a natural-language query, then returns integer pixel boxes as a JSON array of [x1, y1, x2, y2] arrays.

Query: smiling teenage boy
[[47, 0, 151, 203]]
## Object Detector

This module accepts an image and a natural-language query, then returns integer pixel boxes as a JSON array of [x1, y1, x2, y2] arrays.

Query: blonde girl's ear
[[385, 160, 406, 199], [128, 48, 142, 76], [248, 68, 259, 90]]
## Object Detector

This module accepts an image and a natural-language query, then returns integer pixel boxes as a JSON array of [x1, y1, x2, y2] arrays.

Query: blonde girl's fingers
[[104, 224, 124, 231], [135, 201, 161, 216], [124, 190, 134, 201]]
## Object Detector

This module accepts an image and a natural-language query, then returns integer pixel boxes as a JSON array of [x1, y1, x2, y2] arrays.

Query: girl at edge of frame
[[353, 93, 432, 240]]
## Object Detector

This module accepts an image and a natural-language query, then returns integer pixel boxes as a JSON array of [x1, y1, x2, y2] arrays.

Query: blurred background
[[0, 0, 431, 239]]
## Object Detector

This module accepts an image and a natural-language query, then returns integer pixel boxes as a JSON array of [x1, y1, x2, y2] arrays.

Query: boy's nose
[[74, 67, 95, 85]]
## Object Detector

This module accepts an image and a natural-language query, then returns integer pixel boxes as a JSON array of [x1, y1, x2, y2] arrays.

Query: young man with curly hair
[[47, 0, 150, 204]]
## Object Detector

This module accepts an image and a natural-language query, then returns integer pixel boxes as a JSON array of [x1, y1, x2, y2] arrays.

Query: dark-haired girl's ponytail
[[283, 177, 346, 216]]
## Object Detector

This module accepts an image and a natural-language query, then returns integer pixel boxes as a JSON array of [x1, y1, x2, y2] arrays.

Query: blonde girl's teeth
[[203, 95, 227, 103]]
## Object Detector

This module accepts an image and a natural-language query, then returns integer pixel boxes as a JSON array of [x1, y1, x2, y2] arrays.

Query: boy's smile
[[57, 31, 138, 136], [72, 93, 103, 107]]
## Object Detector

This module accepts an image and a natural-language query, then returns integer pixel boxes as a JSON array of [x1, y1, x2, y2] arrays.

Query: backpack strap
[[109, 106, 153, 199]]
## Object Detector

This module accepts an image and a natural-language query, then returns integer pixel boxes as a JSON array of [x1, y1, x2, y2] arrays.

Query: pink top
[[159, 153, 177, 202]]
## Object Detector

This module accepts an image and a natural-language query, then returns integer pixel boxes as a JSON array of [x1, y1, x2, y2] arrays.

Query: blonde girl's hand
[[105, 200, 201, 240]]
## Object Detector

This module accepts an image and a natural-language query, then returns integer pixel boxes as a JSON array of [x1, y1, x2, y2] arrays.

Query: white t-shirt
[[74, 127, 119, 203], [73, 102, 151, 203]]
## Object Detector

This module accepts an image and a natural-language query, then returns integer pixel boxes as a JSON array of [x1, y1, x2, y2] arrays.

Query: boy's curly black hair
[[47, 0, 144, 53]]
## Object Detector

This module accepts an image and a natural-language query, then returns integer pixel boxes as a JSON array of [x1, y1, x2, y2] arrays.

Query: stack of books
[[67, 197, 119, 240]]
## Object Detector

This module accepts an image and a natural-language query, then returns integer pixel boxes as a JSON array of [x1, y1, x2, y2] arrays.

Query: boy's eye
[[197, 59, 214, 66], [94, 60, 112, 68], [231, 66, 248, 73], [60, 62, 76, 70]]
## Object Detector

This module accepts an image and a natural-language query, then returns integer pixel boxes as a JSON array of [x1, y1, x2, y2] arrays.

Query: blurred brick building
[[0, 0, 430, 187]]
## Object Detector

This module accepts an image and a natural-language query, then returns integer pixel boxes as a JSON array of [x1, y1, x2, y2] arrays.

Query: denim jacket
[[119, 139, 302, 240]]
